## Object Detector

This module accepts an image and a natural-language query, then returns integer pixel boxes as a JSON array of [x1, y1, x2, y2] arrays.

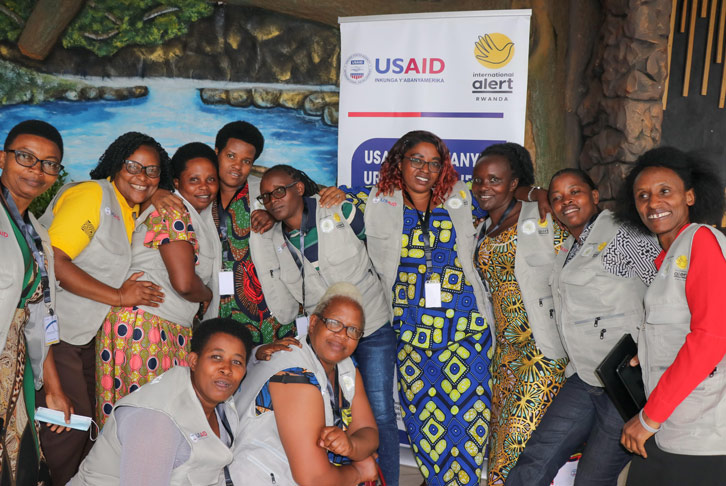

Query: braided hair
[[90, 132, 173, 191], [476, 142, 535, 188], [262, 164, 320, 196]]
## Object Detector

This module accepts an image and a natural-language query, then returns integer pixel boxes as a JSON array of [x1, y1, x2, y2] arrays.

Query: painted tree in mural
[[0, 0, 213, 58]]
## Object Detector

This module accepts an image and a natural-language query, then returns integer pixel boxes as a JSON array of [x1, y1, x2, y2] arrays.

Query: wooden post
[[682, 0, 690, 32], [665, 0, 679, 109], [718, 0, 726, 62], [702, 0, 709, 17], [702, 0, 718, 94], [17, 0, 86, 60], [683, 0, 699, 96]]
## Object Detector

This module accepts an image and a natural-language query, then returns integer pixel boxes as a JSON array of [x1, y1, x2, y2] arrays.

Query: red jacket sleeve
[[643, 227, 726, 423]]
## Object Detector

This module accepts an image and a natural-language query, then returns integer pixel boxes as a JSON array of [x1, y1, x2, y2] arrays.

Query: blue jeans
[[353, 323, 399, 486], [506, 373, 631, 486]]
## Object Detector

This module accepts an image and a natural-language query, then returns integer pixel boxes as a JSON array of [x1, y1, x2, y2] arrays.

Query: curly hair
[[90, 132, 173, 191], [190, 317, 254, 363], [215, 121, 264, 161], [262, 164, 320, 197], [476, 142, 535, 187], [171, 142, 218, 180], [378, 130, 459, 205], [615, 146, 725, 231]]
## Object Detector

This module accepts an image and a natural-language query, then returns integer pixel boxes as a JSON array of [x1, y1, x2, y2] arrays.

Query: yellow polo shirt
[[48, 179, 139, 260]]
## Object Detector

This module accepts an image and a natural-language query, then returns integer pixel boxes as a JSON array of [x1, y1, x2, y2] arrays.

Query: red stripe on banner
[[348, 112, 423, 117]]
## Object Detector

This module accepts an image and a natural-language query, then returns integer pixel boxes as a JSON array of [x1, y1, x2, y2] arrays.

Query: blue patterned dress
[[347, 187, 493, 486]]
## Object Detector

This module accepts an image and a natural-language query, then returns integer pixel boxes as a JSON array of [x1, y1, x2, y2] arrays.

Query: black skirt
[[627, 436, 726, 486]]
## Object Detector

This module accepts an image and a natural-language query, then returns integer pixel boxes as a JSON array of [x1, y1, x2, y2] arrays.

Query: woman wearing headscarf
[[617, 147, 726, 485], [38, 132, 169, 485], [471, 143, 568, 484], [95, 142, 222, 426], [0, 120, 65, 485]]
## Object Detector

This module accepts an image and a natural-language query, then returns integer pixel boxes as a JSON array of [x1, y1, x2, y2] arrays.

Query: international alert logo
[[344, 53, 371, 83], [676, 255, 688, 270], [474, 33, 515, 69]]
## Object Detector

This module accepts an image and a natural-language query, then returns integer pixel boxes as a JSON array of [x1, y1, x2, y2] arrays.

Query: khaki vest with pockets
[[640, 223, 726, 455]]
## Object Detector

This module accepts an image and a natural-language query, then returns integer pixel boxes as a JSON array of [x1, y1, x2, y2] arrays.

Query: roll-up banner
[[338, 10, 532, 186]]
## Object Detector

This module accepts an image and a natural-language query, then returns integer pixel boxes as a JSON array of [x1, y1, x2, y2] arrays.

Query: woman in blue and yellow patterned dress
[[472, 143, 568, 485], [346, 131, 495, 485]]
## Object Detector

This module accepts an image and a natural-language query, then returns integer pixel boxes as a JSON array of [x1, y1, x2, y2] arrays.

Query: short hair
[[4, 120, 64, 160], [548, 168, 598, 200], [89, 132, 173, 191], [378, 130, 459, 206], [615, 146, 725, 230], [215, 121, 264, 160], [171, 142, 218, 180], [190, 317, 255, 363], [475, 142, 535, 187], [313, 282, 365, 323], [262, 164, 320, 197]]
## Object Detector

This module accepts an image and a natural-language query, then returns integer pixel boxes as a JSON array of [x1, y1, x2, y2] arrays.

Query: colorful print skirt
[[96, 306, 192, 426]]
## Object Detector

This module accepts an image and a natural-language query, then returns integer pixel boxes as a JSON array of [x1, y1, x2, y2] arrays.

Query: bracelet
[[639, 409, 660, 434], [527, 186, 541, 202], [117, 288, 123, 307]]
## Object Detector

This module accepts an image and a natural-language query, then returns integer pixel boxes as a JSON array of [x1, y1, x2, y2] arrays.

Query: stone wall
[[576, 0, 671, 202]]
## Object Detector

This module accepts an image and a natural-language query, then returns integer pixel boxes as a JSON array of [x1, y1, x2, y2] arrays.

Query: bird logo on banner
[[474, 33, 515, 69]]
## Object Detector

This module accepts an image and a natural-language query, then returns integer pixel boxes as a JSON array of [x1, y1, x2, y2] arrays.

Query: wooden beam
[[665, 0, 679, 109], [682, 0, 690, 32], [702, 0, 718, 94], [17, 0, 85, 60], [684, 0, 699, 96], [702, 0, 709, 17], [718, 0, 726, 62]]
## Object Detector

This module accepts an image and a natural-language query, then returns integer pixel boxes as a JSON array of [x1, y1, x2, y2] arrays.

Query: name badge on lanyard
[[44, 313, 60, 345], [424, 281, 442, 308], [219, 271, 235, 295]]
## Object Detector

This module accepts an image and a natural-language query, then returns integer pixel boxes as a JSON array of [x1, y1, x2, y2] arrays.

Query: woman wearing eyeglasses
[[37, 132, 170, 486], [230, 282, 379, 486], [0, 120, 68, 485], [94, 142, 222, 427], [248, 164, 396, 484]]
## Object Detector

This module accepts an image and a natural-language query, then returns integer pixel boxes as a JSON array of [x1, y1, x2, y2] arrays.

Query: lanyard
[[477, 198, 517, 244], [403, 189, 434, 278], [0, 184, 52, 311], [215, 195, 234, 264], [283, 204, 309, 315], [216, 404, 235, 486]]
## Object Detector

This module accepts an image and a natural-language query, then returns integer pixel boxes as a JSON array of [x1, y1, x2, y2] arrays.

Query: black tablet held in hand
[[595, 334, 647, 421]]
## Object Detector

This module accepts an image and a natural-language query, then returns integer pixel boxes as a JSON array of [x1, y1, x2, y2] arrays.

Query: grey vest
[[0, 209, 56, 389], [364, 182, 496, 338], [251, 195, 390, 336], [40, 180, 132, 345], [72, 366, 235, 486], [230, 340, 357, 485], [512, 202, 567, 360], [132, 195, 221, 326], [551, 210, 647, 386], [640, 224, 726, 455]]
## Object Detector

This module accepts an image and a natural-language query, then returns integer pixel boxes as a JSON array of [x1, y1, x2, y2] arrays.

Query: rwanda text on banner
[[338, 10, 532, 186]]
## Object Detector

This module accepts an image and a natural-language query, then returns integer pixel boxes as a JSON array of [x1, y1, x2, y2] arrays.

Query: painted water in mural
[[0, 78, 339, 186]]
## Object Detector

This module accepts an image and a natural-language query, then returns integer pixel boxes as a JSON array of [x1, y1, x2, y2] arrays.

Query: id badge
[[219, 271, 235, 295], [295, 315, 310, 338], [44, 314, 60, 345], [424, 281, 442, 308]]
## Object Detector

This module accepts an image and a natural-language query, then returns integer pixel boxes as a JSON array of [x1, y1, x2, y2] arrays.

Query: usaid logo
[[344, 53, 372, 84]]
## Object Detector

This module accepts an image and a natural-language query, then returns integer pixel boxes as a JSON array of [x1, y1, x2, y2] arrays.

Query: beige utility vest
[[131, 195, 221, 325], [230, 340, 357, 485], [40, 180, 132, 345], [250, 195, 390, 336], [640, 224, 726, 455], [0, 207, 56, 388], [364, 182, 495, 339], [551, 210, 647, 386], [512, 202, 567, 359], [72, 366, 235, 485]]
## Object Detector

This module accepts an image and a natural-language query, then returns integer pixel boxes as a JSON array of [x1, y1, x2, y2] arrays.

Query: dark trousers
[[506, 373, 631, 486], [36, 340, 96, 486]]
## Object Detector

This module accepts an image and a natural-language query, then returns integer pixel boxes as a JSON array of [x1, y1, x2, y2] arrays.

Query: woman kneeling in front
[[230, 282, 379, 486], [70, 318, 253, 486]]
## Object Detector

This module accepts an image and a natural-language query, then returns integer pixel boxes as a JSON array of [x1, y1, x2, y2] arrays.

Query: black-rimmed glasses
[[404, 156, 442, 173], [256, 181, 298, 204], [124, 159, 161, 178], [316, 315, 364, 340], [7, 150, 63, 175]]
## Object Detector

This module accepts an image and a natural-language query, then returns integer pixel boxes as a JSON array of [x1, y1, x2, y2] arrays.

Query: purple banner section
[[350, 137, 506, 186], [419, 112, 503, 118]]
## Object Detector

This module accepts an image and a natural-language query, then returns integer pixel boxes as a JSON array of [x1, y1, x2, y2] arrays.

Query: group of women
[[1, 117, 725, 486]]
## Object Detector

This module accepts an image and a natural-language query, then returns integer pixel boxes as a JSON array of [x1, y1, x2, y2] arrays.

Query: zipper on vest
[[710, 367, 718, 377], [270, 473, 277, 484], [599, 329, 607, 340], [574, 312, 626, 328]]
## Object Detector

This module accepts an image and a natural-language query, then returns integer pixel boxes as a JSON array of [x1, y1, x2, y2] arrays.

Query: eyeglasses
[[124, 159, 161, 178], [316, 315, 363, 340], [7, 150, 63, 175], [404, 156, 442, 173], [256, 181, 298, 204]]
